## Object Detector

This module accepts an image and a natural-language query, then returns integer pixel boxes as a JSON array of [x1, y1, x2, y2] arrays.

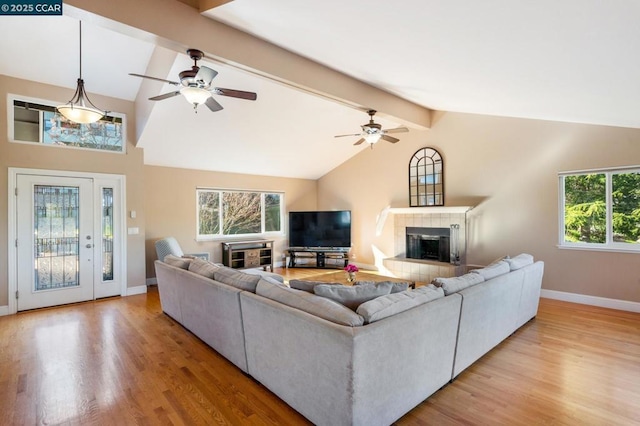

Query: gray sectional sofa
[[154, 254, 544, 426]]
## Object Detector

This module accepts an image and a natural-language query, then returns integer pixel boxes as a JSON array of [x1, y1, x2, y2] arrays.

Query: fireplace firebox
[[406, 227, 450, 263]]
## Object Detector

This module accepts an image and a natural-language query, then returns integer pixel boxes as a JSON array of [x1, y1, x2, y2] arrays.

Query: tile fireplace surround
[[383, 211, 467, 284]]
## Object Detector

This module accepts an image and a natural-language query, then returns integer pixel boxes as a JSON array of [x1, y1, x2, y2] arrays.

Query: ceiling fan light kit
[[129, 48, 257, 113], [56, 21, 106, 124], [180, 86, 211, 108], [364, 133, 382, 144], [334, 109, 409, 148]]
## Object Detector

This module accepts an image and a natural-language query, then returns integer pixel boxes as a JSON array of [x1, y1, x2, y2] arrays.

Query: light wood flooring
[[1, 267, 639, 425]]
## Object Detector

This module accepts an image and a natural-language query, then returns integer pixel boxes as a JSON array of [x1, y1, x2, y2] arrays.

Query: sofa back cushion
[[505, 253, 534, 271], [356, 286, 445, 323], [256, 279, 364, 326], [164, 254, 192, 269], [432, 273, 485, 296], [469, 260, 510, 280], [188, 257, 220, 278], [214, 266, 261, 292], [355, 280, 411, 293], [313, 282, 393, 310]]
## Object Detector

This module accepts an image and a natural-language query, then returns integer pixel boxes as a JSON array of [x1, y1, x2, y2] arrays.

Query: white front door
[[17, 175, 94, 310], [15, 173, 124, 311]]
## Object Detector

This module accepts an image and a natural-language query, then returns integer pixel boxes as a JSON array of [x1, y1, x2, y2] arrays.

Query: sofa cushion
[[164, 254, 192, 269], [256, 279, 364, 326], [214, 266, 261, 292], [313, 282, 393, 310], [505, 253, 534, 271], [188, 257, 220, 278], [356, 286, 445, 323], [470, 260, 510, 280], [355, 280, 411, 294], [432, 273, 485, 296], [289, 279, 328, 292]]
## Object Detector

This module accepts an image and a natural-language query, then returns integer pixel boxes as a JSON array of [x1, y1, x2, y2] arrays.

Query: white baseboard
[[0, 305, 9, 317], [541, 289, 640, 313], [127, 285, 148, 296], [146, 277, 158, 285]]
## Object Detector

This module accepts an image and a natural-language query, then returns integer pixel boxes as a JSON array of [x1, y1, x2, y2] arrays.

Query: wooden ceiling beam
[[64, 0, 431, 129]]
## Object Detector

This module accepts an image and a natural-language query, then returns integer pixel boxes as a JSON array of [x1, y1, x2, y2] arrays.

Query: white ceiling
[[2, 1, 640, 179]]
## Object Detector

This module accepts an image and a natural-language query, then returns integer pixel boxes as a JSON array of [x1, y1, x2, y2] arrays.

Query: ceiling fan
[[129, 48, 257, 112], [335, 110, 408, 146]]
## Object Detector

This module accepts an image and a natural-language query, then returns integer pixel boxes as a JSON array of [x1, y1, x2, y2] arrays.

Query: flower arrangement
[[344, 264, 359, 273]]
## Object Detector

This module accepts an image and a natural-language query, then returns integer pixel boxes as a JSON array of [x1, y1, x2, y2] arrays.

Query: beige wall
[[0, 74, 147, 307], [318, 111, 640, 303], [144, 165, 317, 278]]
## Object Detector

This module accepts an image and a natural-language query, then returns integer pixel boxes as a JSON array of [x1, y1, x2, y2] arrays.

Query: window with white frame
[[559, 167, 640, 251], [197, 189, 284, 239], [9, 95, 125, 153]]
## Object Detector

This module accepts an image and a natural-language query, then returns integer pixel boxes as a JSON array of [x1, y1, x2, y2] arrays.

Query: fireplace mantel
[[376, 205, 473, 236]]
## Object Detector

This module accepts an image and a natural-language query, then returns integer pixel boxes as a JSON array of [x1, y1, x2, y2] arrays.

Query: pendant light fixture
[[56, 21, 105, 124]]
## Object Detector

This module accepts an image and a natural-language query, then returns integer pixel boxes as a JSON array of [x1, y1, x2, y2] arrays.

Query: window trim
[[8, 93, 126, 154], [196, 188, 285, 241], [558, 166, 640, 252]]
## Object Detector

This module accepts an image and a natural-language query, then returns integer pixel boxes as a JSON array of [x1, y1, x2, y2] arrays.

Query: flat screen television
[[289, 210, 351, 249]]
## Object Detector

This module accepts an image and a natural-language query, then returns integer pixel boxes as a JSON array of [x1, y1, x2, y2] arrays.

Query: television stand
[[288, 248, 349, 269]]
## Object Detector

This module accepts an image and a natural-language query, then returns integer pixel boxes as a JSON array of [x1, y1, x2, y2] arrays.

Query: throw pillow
[[356, 286, 445, 323], [313, 282, 393, 310], [505, 253, 534, 271], [469, 260, 510, 280], [187, 257, 219, 278], [242, 269, 285, 283], [256, 276, 285, 288], [289, 279, 329, 292], [432, 273, 485, 296], [163, 254, 192, 269], [256, 280, 364, 326], [214, 266, 262, 292]]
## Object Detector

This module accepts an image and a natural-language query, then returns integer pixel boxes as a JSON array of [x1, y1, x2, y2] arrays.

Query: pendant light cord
[[79, 21, 82, 80]]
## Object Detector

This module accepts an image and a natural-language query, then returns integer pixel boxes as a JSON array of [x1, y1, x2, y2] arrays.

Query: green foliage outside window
[[563, 171, 640, 245], [564, 174, 606, 243], [612, 173, 640, 242]]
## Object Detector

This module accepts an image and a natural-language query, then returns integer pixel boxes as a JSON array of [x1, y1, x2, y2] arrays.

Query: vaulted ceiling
[[2, 0, 639, 178]]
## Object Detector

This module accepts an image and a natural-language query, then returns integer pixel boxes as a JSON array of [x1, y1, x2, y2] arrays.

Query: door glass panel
[[34, 185, 80, 290], [102, 188, 114, 281]]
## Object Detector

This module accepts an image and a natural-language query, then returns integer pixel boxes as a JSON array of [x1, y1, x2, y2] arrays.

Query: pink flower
[[344, 264, 359, 273]]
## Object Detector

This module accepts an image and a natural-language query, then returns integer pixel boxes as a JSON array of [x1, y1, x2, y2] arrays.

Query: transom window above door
[[8, 95, 126, 153]]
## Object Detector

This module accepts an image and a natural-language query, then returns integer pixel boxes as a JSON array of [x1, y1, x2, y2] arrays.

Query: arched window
[[409, 147, 444, 206]]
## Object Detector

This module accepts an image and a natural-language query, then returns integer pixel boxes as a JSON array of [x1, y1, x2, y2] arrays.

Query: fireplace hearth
[[406, 227, 450, 263]]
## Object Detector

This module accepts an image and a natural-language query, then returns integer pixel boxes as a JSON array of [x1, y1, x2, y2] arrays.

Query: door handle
[[86, 244, 93, 248]]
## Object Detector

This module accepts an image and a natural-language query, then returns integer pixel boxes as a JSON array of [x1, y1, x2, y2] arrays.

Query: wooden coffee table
[[302, 270, 415, 288]]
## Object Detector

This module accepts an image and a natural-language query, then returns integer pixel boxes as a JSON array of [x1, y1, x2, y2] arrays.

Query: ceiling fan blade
[[381, 134, 400, 143], [383, 126, 409, 134], [195, 66, 218, 86], [205, 96, 224, 112], [129, 73, 180, 86], [149, 91, 181, 101], [214, 88, 257, 101], [353, 138, 366, 146], [334, 133, 363, 138]]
